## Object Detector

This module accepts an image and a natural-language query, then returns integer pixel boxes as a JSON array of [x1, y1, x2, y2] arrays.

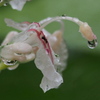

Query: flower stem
[[0, 62, 9, 71]]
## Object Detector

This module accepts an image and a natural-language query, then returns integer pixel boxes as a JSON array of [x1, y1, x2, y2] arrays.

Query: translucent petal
[[48, 30, 68, 73], [54, 40, 68, 73], [5, 18, 29, 31], [9, 0, 27, 11], [35, 45, 63, 92], [40, 76, 63, 93]]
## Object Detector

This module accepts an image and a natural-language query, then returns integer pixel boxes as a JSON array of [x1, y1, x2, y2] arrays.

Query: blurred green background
[[0, 0, 100, 100]]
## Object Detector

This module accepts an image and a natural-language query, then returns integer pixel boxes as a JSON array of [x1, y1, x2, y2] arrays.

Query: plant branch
[[0, 62, 9, 71]]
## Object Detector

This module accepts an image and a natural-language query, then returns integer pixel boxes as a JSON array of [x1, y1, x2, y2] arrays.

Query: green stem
[[0, 62, 9, 71]]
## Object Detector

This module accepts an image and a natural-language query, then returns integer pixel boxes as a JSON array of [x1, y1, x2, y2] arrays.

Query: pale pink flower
[[0, 16, 97, 92]]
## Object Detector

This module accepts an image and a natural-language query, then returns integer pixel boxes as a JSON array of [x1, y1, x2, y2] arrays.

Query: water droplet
[[3, 3, 7, 6], [55, 54, 60, 61], [2, 59, 18, 66], [88, 39, 97, 49], [62, 14, 67, 17], [54, 54, 60, 64]]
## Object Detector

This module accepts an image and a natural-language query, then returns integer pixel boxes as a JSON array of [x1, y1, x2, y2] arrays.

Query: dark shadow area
[[0, 48, 99, 100]]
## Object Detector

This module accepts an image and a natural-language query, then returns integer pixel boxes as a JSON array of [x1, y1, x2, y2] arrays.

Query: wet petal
[[35, 45, 63, 92], [5, 18, 29, 31], [40, 76, 63, 93], [9, 0, 28, 11]]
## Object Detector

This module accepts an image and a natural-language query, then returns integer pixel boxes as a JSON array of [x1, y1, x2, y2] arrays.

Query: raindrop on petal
[[3, 59, 18, 66], [88, 39, 97, 49]]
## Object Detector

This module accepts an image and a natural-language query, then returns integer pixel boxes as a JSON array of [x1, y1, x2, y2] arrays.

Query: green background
[[0, 0, 100, 100]]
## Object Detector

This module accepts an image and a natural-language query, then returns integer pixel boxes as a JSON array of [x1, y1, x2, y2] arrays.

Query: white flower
[[0, 16, 97, 92]]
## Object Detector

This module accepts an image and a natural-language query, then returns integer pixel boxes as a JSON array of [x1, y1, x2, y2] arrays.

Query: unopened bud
[[79, 22, 97, 41]]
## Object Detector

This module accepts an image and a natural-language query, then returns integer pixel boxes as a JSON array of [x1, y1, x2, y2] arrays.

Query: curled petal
[[7, 63, 19, 70]]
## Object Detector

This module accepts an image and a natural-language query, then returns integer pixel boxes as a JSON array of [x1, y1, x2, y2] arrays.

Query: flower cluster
[[0, 16, 97, 92]]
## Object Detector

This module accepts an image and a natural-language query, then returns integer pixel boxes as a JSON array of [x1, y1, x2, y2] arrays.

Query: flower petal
[[7, 63, 19, 70], [35, 45, 63, 92], [5, 18, 29, 31], [40, 76, 63, 93], [9, 0, 28, 11]]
